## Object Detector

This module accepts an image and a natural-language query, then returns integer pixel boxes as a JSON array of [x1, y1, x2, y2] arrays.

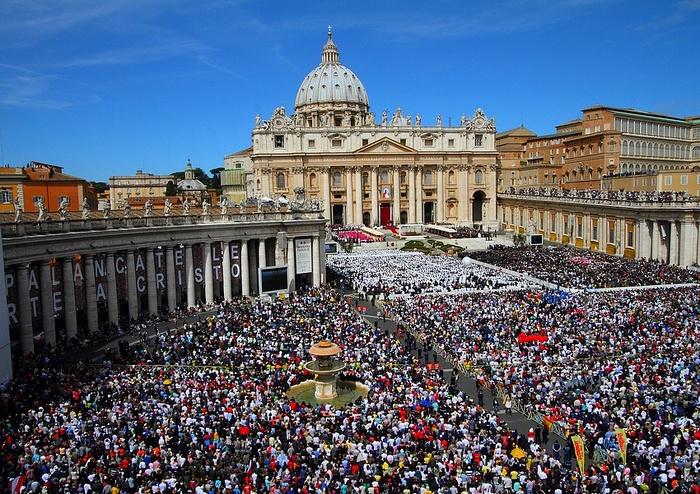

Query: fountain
[[286, 340, 369, 406]]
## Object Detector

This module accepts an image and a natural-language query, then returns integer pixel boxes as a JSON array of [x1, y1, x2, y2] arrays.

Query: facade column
[[287, 237, 295, 292], [371, 166, 379, 226], [106, 252, 119, 325], [321, 170, 331, 222], [126, 250, 138, 320], [203, 242, 214, 304], [62, 257, 77, 340], [258, 238, 267, 268], [185, 244, 195, 308], [312, 235, 321, 287], [40, 260, 56, 348], [457, 167, 466, 223], [146, 248, 158, 315], [17, 265, 33, 355], [415, 167, 423, 224], [650, 221, 659, 261], [241, 240, 250, 297], [392, 166, 400, 224], [355, 166, 363, 224], [84, 254, 98, 333], [407, 166, 416, 223], [436, 166, 445, 222], [222, 241, 232, 300], [165, 246, 177, 311], [345, 167, 353, 225]]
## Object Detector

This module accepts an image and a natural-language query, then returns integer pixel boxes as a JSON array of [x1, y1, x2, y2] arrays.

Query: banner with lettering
[[571, 435, 586, 476], [229, 241, 242, 295], [173, 245, 186, 304]]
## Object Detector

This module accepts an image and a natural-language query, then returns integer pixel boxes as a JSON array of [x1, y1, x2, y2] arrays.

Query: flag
[[615, 428, 627, 465], [571, 435, 586, 476]]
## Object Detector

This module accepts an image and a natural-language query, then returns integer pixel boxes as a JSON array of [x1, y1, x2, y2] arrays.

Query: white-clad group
[[327, 251, 535, 297]]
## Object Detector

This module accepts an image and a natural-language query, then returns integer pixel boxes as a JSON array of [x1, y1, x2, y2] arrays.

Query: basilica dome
[[294, 29, 369, 111]]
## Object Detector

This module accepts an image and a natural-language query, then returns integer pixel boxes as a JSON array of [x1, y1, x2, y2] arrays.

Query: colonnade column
[[345, 167, 353, 225], [392, 166, 400, 224], [636, 220, 645, 260], [106, 253, 119, 325], [84, 254, 98, 333], [62, 257, 77, 340], [241, 240, 250, 297], [146, 248, 158, 315], [165, 246, 177, 311], [258, 238, 267, 269], [355, 167, 363, 225], [669, 221, 679, 265], [370, 166, 378, 226], [203, 242, 214, 304], [680, 221, 696, 267], [222, 241, 232, 301], [650, 221, 658, 260], [436, 166, 444, 223], [17, 265, 33, 355], [312, 235, 321, 287], [407, 166, 416, 224], [127, 250, 138, 320], [39, 261, 55, 347], [185, 244, 195, 308], [287, 237, 295, 292]]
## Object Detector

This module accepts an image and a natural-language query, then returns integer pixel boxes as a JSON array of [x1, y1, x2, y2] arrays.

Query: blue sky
[[1, 0, 699, 182]]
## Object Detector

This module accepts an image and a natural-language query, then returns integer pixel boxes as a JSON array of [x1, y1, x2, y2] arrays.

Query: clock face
[[275, 118, 282, 126]]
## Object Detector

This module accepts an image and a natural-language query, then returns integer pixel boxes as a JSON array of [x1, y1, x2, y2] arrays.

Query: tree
[[90, 181, 108, 193], [209, 167, 225, 190], [165, 180, 178, 196]]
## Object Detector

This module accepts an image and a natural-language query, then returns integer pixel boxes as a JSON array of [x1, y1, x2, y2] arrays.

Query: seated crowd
[[385, 287, 700, 493], [470, 246, 700, 289], [327, 252, 534, 296], [505, 187, 693, 203], [3, 288, 586, 493]]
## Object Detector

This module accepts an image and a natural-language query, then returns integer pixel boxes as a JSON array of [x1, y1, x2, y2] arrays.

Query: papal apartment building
[[498, 106, 700, 191]]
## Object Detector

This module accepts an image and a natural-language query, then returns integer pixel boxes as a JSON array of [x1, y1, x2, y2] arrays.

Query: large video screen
[[529, 234, 543, 245], [260, 266, 288, 293], [325, 242, 338, 254]]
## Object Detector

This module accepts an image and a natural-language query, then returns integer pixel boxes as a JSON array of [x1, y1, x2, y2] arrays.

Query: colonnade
[[500, 201, 700, 267], [6, 233, 324, 356]]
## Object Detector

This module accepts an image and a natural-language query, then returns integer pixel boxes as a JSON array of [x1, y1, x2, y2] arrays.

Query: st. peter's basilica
[[249, 28, 499, 229]]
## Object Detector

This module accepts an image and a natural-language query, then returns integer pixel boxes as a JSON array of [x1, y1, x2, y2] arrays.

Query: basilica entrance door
[[380, 203, 392, 226], [423, 202, 435, 223], [332, 205, 344, 225]]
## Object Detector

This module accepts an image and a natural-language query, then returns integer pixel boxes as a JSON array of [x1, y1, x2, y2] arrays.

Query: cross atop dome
[[321, 26, 340, 64]]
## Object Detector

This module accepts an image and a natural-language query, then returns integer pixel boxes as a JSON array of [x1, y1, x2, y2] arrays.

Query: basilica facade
[[250, 29, 499, 229]]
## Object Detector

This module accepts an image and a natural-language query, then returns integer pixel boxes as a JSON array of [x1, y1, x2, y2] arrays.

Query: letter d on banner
[[571, 435, 586, 476]]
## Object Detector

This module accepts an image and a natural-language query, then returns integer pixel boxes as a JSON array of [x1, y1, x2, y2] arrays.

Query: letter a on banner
[[571, 435, 586, 476], [615, 429, 627, 465]]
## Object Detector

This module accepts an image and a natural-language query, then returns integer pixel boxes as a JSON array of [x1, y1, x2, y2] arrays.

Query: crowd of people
[[2, 287, 594, 494], [330, 226, 383, 244], [505, 187, 693, 203], [470, 246, 700, 289], [327, 252, 534, 296], [4, 243, 700, 493], [385, 287, 700, 492]]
